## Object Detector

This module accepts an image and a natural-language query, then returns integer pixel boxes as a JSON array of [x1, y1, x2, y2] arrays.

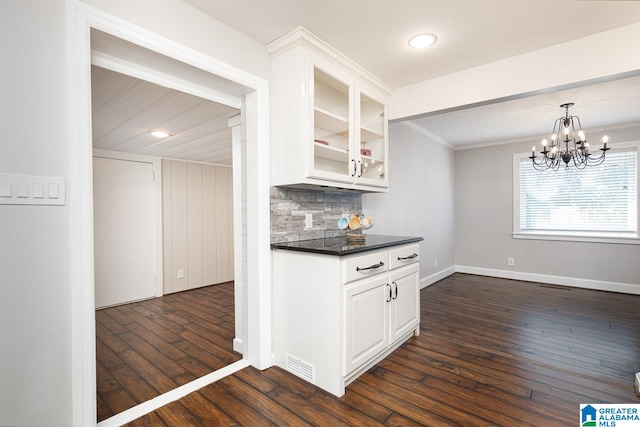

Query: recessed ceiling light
[[408, 33, 438, 49], [150, 131, 170, 138]]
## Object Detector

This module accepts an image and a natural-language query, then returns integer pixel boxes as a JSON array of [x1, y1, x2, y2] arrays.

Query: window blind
[[519, 149, 637, 234]]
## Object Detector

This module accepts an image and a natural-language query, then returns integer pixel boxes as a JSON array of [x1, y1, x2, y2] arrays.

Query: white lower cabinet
[[389, 264, 420, 343], [344, 262, 420, 376], [343, 275, 389, 376], [272, 242, 420, 397]]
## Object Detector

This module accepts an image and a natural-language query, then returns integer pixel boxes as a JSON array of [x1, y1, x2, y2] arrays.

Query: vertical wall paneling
[[202, 164, 218, 285], [188, 162, 204, 288], [216, 167, 231, 281], [162, 161, 174, 293], [163, 159, 234, 294], [227, 168, 234, 281], [171, 160, 190, 292]]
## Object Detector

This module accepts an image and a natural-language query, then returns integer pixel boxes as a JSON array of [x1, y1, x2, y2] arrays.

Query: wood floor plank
[[337, 389, 394, 423], [99, 387, 138, 419], [124, 412, 168, 427], [118, 331, 187, 380], [216, 375, 311, 426], [95, 337, 125, 370], [306, 390, 387, 426], [173, 339, 235, 372], [176, 391, 238, 426], [198, 381, 278, 426], [97, 282, 237, 423], [233, 366, 279, 394], [348, 371, 461, 426], [99, 274, 640, 426], [370, 366, 533, 426], [266, 387, 352, 427]]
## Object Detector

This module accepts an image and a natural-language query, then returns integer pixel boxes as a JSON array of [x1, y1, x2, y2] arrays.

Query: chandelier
[[530, 103, 610, 170]]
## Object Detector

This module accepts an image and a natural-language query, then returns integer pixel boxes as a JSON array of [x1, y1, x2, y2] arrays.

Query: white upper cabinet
[[267, 27, 391, 192]]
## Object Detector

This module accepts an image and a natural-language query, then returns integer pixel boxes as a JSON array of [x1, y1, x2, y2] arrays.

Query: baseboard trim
[[455, 265, 640, 295], [233, 337, 244, 354], [420, 266, 456, 289]]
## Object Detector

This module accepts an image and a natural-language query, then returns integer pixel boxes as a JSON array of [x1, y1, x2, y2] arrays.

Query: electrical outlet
[[434, 258, 438, 267], [305, 213, 313, 229], [177, 269, 184, 279], [507, 257, 515, 266]]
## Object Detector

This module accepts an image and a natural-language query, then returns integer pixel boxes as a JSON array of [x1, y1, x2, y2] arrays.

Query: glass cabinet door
[[312, 67, 352, 181], [358, 92, 386, 185]]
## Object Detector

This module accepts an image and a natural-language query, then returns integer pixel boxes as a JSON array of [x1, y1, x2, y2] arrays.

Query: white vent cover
[[285, 353, 316, 384]]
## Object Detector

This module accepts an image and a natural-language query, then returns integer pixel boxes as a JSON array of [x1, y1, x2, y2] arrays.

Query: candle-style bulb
[[531, 145, 536, 152], [602, 135, 609, 143], [542, 139, 548, 147]]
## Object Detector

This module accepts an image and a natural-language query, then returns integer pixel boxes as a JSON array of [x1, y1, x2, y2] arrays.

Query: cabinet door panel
[[310, 56, 355, 184], [355, 89, 388, 188], [343, 276, 389, 375], [389, 264, 420, 343]]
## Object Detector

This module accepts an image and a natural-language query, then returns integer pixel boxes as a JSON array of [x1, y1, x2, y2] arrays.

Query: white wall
[[162, 160, 234, 294], [81, 0, 270, 80], [0, 1, 269, 425], [455, 125, 640, 290], [362, 122, 456, 286], [0, 1, 72, 425]]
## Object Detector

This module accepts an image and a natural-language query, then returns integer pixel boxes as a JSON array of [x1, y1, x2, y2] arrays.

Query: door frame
[[66, 3, 272, 425]]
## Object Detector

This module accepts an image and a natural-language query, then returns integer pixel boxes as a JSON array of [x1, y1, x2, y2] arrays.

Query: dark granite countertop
[[270, 234, 423, 256]]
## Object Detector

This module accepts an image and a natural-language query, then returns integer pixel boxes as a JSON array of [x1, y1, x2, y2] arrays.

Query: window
[[513, 143, 639, 244]]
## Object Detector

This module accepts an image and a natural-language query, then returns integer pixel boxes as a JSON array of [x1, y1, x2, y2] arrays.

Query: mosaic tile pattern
[[270, 187, 362, 243]]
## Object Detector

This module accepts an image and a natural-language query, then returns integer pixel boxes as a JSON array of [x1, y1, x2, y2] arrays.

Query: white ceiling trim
[[92, 50, 242, 109], [453, 121, 640, 151], [399, 121, 454, 149]]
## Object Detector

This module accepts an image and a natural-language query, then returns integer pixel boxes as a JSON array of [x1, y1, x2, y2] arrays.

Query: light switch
[[0, 174, 65, 205], [17, 181, 28, 198], [33, 182, 44, 199], [48, 183, 59, 199], [0, 180, 11, 198]]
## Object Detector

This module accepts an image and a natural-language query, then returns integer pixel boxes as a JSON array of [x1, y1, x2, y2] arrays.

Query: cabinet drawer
[[343, 251, 389, 284], [389, 244, 420, 270]]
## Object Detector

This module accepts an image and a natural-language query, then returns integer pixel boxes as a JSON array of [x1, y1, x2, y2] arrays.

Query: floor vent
[[286, 353, 316, 384]]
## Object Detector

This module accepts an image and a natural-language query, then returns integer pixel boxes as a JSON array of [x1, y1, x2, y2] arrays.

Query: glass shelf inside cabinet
[[360, 93, 385, 181], [314, 67, 351, 176]]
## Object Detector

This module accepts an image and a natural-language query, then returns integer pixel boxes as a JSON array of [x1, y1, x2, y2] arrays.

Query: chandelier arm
[[572, 154, 588, 170], [573, 115, 583, 131], [587, 151, 607, 166]]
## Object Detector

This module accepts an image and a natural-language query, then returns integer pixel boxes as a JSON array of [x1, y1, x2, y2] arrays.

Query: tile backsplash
[[270, 187, 362, 243]]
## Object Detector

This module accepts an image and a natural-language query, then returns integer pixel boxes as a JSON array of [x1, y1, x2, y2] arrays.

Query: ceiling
[[181, 0, 640, 148], [409, 73, 640, 148], [183, 0, 640, 89], [91, 2, 640, 155], [91, 66, 239, 165]]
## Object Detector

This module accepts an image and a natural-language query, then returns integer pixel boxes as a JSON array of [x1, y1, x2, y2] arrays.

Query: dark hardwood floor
[[105, 273, 640, 426], [96, 281, 240, 422]]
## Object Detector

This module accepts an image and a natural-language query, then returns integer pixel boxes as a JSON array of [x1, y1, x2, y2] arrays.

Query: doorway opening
[[68, 10, 272, 426], [91, 59, 242, 420]]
